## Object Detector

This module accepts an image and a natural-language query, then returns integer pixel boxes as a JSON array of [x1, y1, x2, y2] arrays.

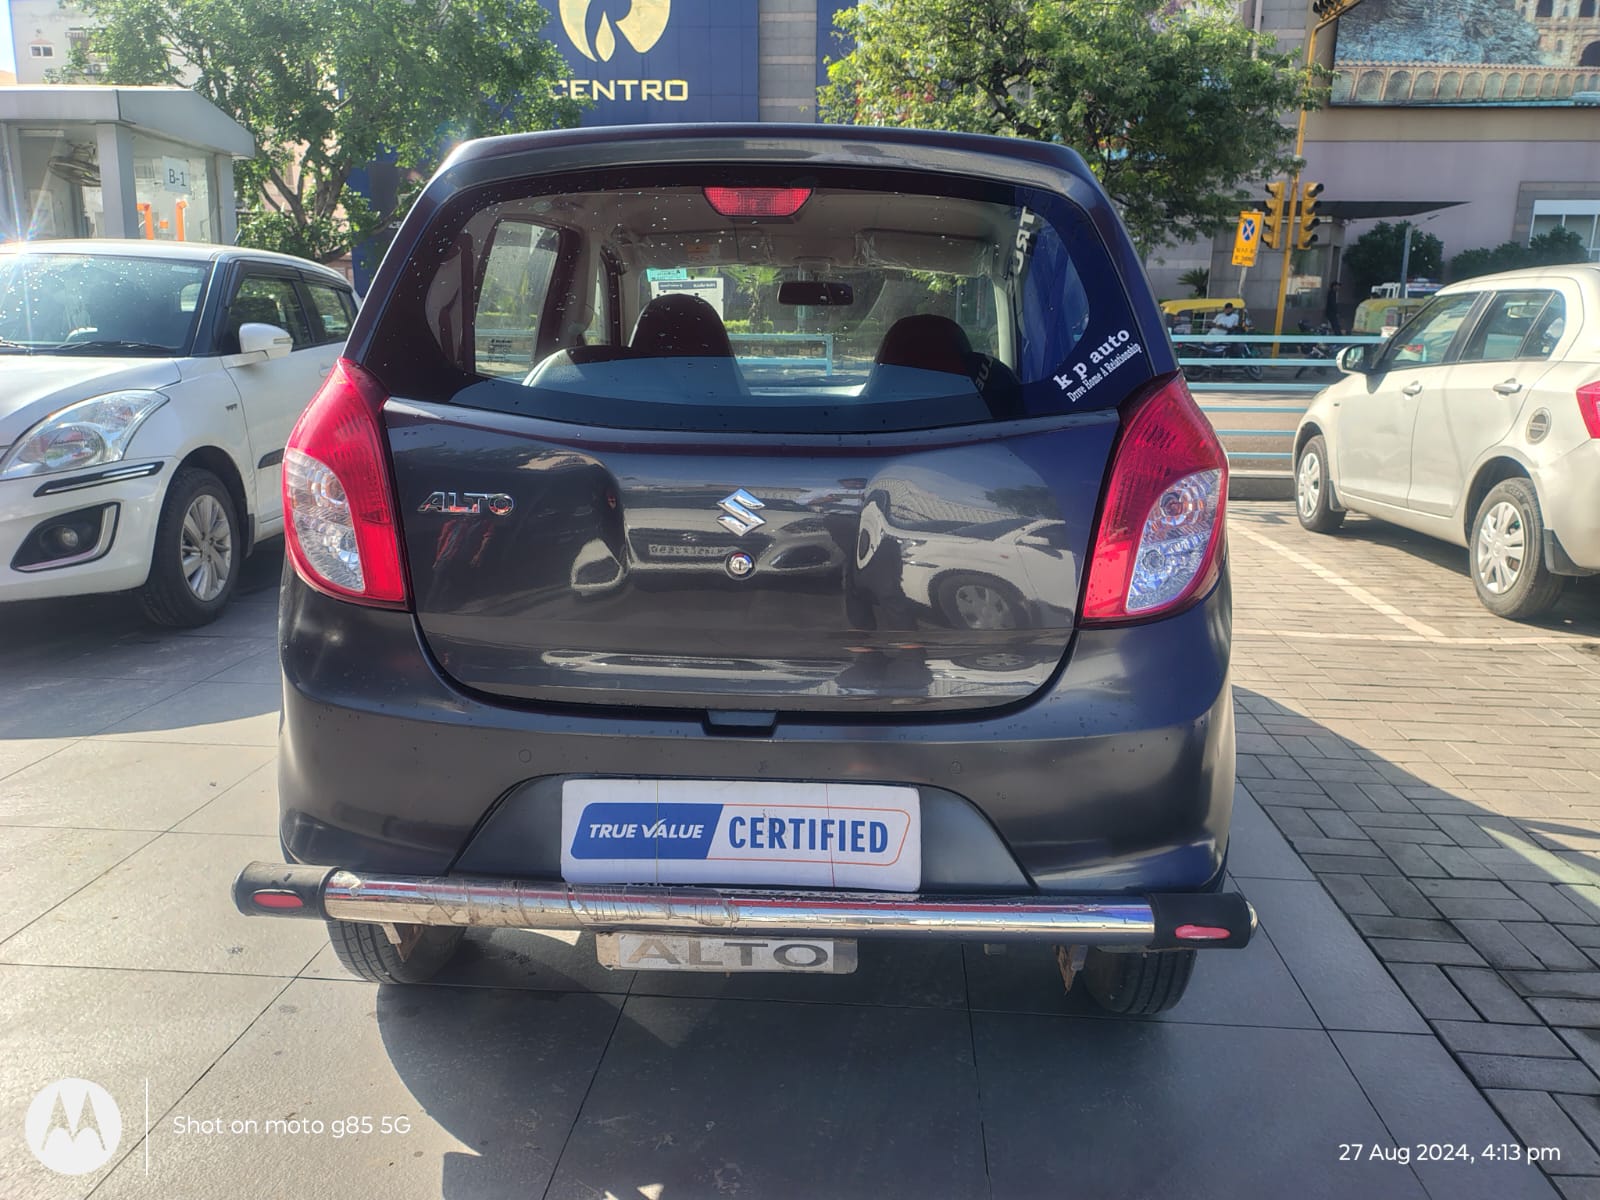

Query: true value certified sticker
[[560, 779, 921, 892]]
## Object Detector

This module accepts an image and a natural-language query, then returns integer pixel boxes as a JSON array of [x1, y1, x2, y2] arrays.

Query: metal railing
[[729, 331, 835, 376], [1175, 332, 1380, 467], [1173, 332, 1379, 393]]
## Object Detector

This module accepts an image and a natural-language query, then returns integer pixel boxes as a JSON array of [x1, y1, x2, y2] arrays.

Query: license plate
[[560, 779, 921, 891], [596, 932, 857, 974]]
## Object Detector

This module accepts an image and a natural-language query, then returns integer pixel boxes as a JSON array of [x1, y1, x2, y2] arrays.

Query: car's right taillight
[[281, 358, 408, 608], [1081, 374, 1227, 625], [1579, 380, 1600, 439]]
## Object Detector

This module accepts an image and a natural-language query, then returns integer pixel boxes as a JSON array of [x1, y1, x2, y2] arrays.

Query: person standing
[[1324, 281, 1343, 335]]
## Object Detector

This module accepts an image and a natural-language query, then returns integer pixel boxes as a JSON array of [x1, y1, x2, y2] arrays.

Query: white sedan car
[[1294, 264, 1600, 620], [1, 240, 355, 625]]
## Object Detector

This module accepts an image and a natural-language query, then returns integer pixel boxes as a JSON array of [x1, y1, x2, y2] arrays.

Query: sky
[[1, 5, 14, 77]]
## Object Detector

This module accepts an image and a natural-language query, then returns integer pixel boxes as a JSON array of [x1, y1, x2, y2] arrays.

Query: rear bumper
[[1538, 441, 1600, 572], [276, 564, 1235, 895], [233, 861, 1256, 949]]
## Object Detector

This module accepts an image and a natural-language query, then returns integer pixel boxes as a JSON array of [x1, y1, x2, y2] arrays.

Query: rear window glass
[[374, 166, 1148, 434]]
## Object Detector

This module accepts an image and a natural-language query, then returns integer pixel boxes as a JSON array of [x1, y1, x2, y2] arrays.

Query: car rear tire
[[1470, 479, 1564, 621], [1294, 435, 1345, 534], [138, 467, 241, 627], [1081, 947, 1196, 1015], [935, 572, 1026, 630], [325, 918, 464, 984]]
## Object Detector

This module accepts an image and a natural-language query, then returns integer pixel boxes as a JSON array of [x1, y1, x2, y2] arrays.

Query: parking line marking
[[1233, 526, 1447, 640]]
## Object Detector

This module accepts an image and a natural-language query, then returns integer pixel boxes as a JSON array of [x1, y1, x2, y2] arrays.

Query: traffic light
[[1262, 182, 1287, 251], [1312, 0, 1356, 18], [1295, 181, 1325, 251]]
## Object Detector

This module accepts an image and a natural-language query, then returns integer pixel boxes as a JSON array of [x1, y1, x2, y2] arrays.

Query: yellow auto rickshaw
[[1352, 297, 1427, 339], [1159, 298, 1250, 335]]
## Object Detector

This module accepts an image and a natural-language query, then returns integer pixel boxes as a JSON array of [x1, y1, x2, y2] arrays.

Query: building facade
[[8, 0, 1598, 312], [9, 0, 94, 85], [1193, 0, 1600, 323]]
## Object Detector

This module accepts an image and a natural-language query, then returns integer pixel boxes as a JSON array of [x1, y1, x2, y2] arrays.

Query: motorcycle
[[1189, 320, 1263, 382], [1294, 320, 1335, 379]]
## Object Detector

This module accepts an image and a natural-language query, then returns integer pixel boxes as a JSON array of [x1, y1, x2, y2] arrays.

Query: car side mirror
[[237, 322, 293, 362], [1336, 343, 1374, 374]]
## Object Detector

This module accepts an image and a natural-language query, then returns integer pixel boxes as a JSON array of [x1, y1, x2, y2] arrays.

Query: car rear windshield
[[369, 165, 1150, 434], [0, 253, 210, 355]]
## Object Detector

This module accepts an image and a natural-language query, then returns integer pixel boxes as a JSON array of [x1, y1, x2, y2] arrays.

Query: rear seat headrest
[[874, 314, 974, 376], [631, 294, 734, 358]]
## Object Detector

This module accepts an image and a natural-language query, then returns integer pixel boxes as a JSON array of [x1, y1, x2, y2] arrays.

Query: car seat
[[873, 313, 974, 376], [866, 314, 1025, 418], [630, 294, 735, 358]]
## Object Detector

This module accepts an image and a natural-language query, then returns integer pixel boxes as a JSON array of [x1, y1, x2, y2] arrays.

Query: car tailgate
[[385, 400, 1117, 713]]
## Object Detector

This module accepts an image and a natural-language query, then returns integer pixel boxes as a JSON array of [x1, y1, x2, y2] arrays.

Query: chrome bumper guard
[[234, 862, 1256, 949]]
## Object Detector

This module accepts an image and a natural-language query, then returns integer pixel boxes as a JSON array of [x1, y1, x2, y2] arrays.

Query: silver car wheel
[[1296, 451, 1323, 519], [180, 494, 234, 602], [952, 582, 1018, 630], [1475, 499, 1525, 596]]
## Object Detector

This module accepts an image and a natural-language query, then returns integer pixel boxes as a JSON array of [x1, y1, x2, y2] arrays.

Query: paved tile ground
[[0, 514, 1591, 1199], [1230, 502, 1600, 1199]]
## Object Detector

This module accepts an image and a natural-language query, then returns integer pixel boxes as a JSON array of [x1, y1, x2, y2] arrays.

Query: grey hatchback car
[[234, 125, 1252, 1015]]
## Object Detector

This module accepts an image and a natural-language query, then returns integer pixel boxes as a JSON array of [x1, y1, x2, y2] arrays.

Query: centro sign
[[540, 0, 759, 123], [551, 0, 688, 104]]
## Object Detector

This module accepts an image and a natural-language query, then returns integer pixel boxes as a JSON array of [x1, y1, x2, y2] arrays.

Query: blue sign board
[[537, 0, 760, 125]]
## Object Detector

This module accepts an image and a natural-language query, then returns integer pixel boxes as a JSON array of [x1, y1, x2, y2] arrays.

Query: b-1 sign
[[1232, 211, 1265, 267], [160, 157, 190, 193]]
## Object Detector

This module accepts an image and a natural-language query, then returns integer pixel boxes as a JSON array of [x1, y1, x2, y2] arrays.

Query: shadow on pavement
[[1, 541, 283, 646], [1232, 684, 1600, 1192], [0, 543, 285, 739], [1321, 515, 1600, 635]]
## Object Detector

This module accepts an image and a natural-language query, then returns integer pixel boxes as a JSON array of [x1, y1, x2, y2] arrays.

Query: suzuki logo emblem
[[717, 489, 766, 536], [559, 0, 670, 63]]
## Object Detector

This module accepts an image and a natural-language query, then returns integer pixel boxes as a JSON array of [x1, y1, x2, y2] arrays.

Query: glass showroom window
[[130, 133, 216, 243], [1530, 201, 1600, 262]]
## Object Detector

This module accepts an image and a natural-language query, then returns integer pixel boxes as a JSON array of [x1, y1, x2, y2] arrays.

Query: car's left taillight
[[1578, 379, 1600, 439], [1081, 374, 1228, 625], [281, 358, 408, 607]]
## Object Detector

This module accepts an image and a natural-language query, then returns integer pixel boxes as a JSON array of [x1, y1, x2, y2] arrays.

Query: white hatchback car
[[1, 240, 355, 625], [1294, 264, 1600, 619]]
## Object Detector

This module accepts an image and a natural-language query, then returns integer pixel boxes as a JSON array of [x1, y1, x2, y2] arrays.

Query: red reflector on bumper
[[1174, 924, 1231, 941], [253, 891, 305, 910]]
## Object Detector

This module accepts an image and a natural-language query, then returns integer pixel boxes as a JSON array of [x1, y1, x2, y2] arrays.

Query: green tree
[[64, 0, 580, 261], [1451, 227, 1589, 280], [1178, 267, 1211, 298], [726, 265, 782, 331], [819, 0, 1320, 251], [1342, 221, 1444, 295]]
